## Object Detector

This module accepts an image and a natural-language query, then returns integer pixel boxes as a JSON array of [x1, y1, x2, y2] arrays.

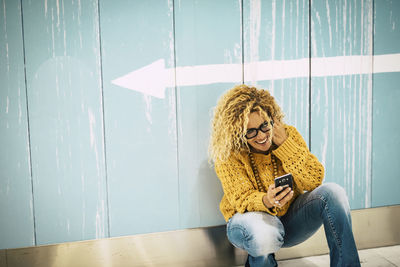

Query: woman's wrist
[[262, 194, 274, 209]]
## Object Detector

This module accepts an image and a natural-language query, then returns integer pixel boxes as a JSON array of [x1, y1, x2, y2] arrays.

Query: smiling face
[[246, 111, 274, 153]]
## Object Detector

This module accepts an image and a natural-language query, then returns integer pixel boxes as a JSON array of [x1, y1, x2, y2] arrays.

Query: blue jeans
[[226, 183, 361, 267]]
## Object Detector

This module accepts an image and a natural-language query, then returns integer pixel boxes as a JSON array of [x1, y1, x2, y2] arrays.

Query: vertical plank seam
[[171, 0, 181, 224], [370, 0, 375, 208], [19, 0, 37, 247], [241, 0, 244, 84], [308, 0, 312, 150], [96, 0, 111, 238]]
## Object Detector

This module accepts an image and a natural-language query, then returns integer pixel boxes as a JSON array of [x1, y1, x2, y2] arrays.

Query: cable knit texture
[[215, 125, 325, 222]]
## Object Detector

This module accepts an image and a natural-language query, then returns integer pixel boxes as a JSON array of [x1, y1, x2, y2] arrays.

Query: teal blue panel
[[0, 0, 34, 249], [244, 0, 309, 60], [372, 73, 400, 207], [99, 0, 180, 236], [372, 0, 400, 207], [243, 0, 310, 143], [311, 0, 373, 209], [311, 0, 372, 57], [311, 76, 371, 209], [374, 0, 400, 55], [22, 0, 108, 245], [174, 0, 241, 228]]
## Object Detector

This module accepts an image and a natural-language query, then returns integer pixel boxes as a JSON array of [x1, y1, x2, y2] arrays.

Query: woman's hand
[[263, 184, 294, 209], [272, 120, 288, 146]]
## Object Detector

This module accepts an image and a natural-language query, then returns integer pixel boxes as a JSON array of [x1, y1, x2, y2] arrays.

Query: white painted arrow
[[111, 53, 400, 99]]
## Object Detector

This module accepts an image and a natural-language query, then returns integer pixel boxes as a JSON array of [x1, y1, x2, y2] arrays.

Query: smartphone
[[274, 173, 293, 193]]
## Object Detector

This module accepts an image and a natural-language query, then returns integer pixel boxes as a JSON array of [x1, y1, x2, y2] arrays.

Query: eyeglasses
[[245, 121, 274, 139]]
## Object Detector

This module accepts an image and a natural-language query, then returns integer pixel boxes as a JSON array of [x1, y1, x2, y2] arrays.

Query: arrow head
[[112, 59, 169, 99]]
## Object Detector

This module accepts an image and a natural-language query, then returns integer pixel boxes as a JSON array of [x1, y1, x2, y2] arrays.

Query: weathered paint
[[372, 0, 400, 207], [99, 0, 180, 236], [310, 0, 373, 209], [21, 0, 108, 245], [0, 0, 35, 249], [174, 0, 241, 228]]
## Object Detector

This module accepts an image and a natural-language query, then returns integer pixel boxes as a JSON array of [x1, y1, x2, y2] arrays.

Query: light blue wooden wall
[[0, 0, 35, 249], [21, 0, 108, 245], [372, 0, 400, 207], [99, 0, 180, 236], [310, 0, 373, 209], [1, 0, 399, 249], [174, 0, 241, 228]]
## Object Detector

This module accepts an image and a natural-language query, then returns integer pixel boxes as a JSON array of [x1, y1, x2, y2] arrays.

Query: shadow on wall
[[184, 160, 225, 228], [197, 161, 244, 265], [198, 160, 225, 226]]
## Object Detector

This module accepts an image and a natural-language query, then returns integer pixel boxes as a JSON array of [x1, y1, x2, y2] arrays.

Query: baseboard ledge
[[1, 205, 399, 267]]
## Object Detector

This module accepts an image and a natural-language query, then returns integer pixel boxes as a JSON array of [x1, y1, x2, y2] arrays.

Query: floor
[[276, 245, 400, 267]]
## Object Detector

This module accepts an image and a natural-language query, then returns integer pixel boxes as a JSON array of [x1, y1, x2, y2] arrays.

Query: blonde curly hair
[[209, 84, 284, 163]]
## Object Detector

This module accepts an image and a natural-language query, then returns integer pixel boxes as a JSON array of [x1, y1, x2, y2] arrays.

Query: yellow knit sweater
[[215, 125, 325, 222]]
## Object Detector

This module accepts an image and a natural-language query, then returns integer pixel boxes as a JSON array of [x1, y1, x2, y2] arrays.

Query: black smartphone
[[274, 173, 293, 193]]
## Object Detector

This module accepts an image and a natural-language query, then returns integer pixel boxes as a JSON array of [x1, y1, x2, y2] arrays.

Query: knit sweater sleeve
[[215, 156, 277, 216], [273, 125, 324, 192]]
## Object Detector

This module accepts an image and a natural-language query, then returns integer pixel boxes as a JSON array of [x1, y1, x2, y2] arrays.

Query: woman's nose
[[256, 130, 267, 139]]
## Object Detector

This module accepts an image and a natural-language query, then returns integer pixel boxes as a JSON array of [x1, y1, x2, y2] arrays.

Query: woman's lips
[[255, 135, 270, 144], [255, 138, 267, 144]]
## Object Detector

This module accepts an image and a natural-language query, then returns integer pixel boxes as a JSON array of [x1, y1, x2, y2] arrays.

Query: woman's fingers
[[270, 184, 284, 196], [267, 184, 294, 207], [266, 184, 277, 207], [275, 187, 291, 200], [272, 120, 288, 146], [275, 188, 294, 206]]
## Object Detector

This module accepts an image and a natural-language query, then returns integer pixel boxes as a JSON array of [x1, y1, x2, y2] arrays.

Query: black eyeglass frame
[[245, 120, 274, 139]]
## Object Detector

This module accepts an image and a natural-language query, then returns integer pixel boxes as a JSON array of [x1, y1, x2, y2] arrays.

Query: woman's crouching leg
[[227, 211, 284, 266], [313, 183, 361, 266]]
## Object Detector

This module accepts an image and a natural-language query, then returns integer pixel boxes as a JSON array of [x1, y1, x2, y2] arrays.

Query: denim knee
[[315, 183, 351, 213], [249, 226, 284, 257], [227, 212, 284, 257]]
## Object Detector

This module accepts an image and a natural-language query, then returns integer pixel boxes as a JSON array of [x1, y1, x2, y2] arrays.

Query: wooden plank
[[372, 73, 400, 208], [174, 0, 242, 228], [373, 0, 400, 55], [243, 0, 310, 142], [21, 0, 108, 245], [372, 0, 400, 207], [99, 0, 180, 236], [310, 0, 373, 209], [0, 0, 35, 249]]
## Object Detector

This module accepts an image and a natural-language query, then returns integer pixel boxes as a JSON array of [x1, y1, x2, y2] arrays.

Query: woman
[[209, 85, 360, 267]]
